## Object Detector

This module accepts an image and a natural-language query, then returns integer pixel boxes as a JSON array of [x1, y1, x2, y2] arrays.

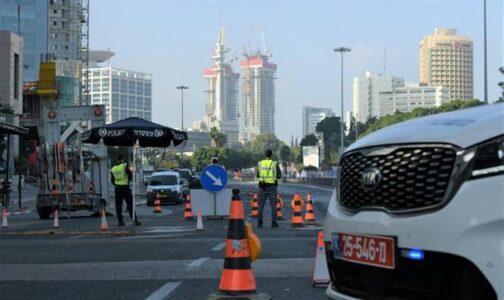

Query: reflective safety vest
[[111, 163, 128, 186], [258, 159, 277, 184]]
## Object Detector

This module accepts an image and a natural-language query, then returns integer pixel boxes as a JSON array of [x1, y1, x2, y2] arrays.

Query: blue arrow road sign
[[200, 165, 228, 192]]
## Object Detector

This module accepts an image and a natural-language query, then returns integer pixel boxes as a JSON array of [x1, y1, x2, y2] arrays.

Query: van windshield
[[149, 175, 178, 186]]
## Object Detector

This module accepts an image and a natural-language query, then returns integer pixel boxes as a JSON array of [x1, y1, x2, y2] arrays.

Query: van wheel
[[37, 207, 51, 219]]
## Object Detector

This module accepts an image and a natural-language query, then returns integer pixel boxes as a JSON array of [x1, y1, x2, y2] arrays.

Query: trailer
[[36, 105, 109, 219]]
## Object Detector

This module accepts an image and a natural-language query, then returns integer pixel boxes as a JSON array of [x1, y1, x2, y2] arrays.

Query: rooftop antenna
[[17, 2, 21, 37]]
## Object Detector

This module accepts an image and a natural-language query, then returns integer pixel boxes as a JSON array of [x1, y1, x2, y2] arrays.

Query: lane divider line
[[145, 281, 181, 300], [187, 257, 210, 268], [211, 242, 226, 251]]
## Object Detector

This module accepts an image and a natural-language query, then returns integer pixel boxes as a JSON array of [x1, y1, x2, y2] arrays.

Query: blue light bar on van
[[402, 249, 425, 260]]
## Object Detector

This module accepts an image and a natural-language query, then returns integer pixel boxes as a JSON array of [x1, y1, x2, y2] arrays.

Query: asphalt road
[[0, 181, 334, 300]]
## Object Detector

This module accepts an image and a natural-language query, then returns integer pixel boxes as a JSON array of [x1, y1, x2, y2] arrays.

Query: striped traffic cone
[[250, 193, 259, 218], [276, 194, 284, 220], [53, 207, 60, 228], [291, 193, 304, 227], [304, 192, 316, 223], [100, 207, 109, 231], [1, 207, 8, 228], [153, 193, 162, 213], [208, 188, 270, 299], [183, 194, 193, 220]]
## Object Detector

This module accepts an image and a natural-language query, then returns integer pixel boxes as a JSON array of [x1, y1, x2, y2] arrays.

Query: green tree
[[315, 116, 344, 165], [209, 127, 227, 148], [278, 145, 291, 163], [225, 146, 253, 170], [300, 134, 318, 146], [250, 133, 282, 159], [191, 146, 228, 171]]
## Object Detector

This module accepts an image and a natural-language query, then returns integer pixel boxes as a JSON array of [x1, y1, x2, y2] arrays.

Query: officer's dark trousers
[[258, 184, 278, 222], [115, 186, 138, 223]]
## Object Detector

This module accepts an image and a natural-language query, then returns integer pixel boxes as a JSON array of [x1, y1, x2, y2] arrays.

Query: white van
[[324, 104, 503, 300], [146, 171, 184, 205]]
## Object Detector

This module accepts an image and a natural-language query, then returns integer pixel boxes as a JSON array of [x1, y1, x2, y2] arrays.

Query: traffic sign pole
[[200, 165, 228, 220]]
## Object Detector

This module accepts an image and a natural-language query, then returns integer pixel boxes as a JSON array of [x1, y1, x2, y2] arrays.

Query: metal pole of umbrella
[[131, 140, 139, 234]]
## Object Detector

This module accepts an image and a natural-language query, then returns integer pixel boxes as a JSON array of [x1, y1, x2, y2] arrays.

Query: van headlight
[[468, 135, 504, 179]]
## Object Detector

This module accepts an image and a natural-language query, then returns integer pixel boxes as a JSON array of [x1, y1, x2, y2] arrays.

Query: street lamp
[[483, 0, 488, 103], [176, 85, 188, 160], [334, 47, 351, 156]]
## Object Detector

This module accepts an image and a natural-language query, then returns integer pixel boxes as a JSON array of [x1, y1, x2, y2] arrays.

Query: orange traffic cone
[[304, 192, 316, 223], [312, 231, 330, 286], [183, 194, 193, 220], [100, 208, 109, 231], [196, 208, 203, 231], [153, 193, 162, 213], [276, 194, 284, 220], [53, 207, 60, 228], [291, 193, 304, 227], [1, 207, 8, 228], [250, 193, 259, 218], [218, 189, 257, 293]]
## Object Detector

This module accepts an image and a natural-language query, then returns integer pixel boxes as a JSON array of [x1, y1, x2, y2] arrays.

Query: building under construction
[[240, 52, 277, 142], [201, 27, 240, 146], [0, 0, 89, 106]]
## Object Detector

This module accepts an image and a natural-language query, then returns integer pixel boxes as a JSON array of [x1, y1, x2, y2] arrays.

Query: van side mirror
[[179, 180, 184, 185]]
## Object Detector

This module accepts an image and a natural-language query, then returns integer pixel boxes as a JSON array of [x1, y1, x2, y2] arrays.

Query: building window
[[14, 53, 19, 100]]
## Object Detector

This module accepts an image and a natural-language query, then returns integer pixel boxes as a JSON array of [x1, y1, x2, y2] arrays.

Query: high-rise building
[[241, 53, 277, 142], [0, 0, 47, 81], [84, 50, 152, 123], [0, 31, 23, 115], [379, 84, 450, 116], [201, 27, 240, 146], [302, 106, 334, 137], [419, 28, 473, 100], [0, 0, 85, 106], [353, 71, 404, 123]]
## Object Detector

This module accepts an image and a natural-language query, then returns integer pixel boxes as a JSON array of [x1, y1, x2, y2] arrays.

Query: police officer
[[110, 154, 141, 226], [256, 149, 282, 228]]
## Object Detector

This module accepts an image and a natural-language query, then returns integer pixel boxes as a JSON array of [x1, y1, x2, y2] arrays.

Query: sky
[[89, 0, 503, 143]]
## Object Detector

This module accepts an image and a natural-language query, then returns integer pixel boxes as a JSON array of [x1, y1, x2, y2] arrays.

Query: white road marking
[[118, 233, 197, 240], [145, 281, 181, 300], [211, 242, 226, 251], [187, 257, 210, 267]]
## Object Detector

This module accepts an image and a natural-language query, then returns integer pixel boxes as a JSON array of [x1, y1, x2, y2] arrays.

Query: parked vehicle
[[146, 171, 185, 205], [324, 104, 503, 300], [142, 170, 154, 186]]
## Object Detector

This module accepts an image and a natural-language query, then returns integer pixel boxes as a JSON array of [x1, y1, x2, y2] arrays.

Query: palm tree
[[209, 127, 226, 147]]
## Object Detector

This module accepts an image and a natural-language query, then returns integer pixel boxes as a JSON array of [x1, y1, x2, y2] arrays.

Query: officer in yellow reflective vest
[[256, 149, 282, 228], [110, 154, 140, 226]]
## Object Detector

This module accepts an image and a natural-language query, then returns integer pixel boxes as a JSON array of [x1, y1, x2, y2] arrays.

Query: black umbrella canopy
[[81, 117, 188, 147]]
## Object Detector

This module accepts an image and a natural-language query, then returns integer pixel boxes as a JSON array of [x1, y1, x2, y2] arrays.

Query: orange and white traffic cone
[[291, 193, 304, 227], [153, 193, 162, 213], [53, 207, 60, 228], [196, 208, 203, 231], [250, 193, 259, 218], [1, 207, 8, 228], [276, 194, 284, 220], [304, 192, 316, 223], [183, 194, 193, 220], [208, 188, 271, 299], [100, 208, 109, 231], [312, 230, 330, 286]]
